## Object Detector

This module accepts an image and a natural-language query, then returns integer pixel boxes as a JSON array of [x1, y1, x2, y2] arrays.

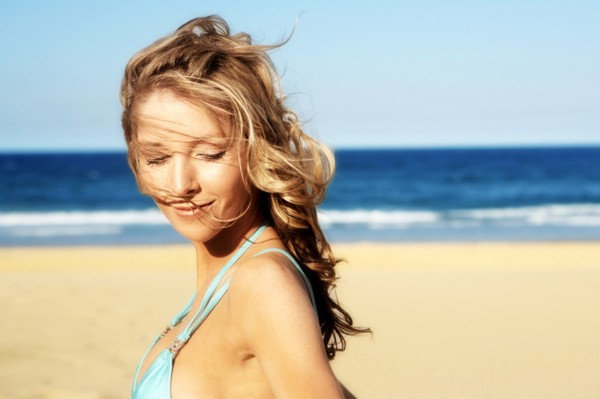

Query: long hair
[[120, 15, 369, 358]]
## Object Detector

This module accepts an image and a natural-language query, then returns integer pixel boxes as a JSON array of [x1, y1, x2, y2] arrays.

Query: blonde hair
[[120, 15, 368, 358]]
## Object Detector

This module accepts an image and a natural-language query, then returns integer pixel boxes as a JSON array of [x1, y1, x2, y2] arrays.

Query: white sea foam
[[453, 204, 600, 227], [11, 225, 122, 237], [1, 204, 600, 236], [318, 204, 600, 228], [0, 209, 169, 227], [318, 209, 439, 228]]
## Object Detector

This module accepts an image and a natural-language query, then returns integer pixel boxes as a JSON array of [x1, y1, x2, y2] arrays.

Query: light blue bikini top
[[131, 224, 317, 399]]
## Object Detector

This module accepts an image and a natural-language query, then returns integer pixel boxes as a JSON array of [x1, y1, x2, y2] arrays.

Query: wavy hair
[[120, 15, 369, 358]]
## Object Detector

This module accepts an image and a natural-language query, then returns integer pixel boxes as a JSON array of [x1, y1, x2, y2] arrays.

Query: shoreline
[[2, 241, 600, 398]]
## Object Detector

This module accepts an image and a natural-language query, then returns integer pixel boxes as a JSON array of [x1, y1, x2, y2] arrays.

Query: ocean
[[1, 147, 599, 246]]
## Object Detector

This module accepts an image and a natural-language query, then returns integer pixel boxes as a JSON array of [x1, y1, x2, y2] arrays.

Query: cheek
[[205, 161, 246, 191], [137, 168, 169, 196]]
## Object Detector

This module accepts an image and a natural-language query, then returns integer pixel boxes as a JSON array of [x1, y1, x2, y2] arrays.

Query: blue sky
[[0, 0, 598, 151]]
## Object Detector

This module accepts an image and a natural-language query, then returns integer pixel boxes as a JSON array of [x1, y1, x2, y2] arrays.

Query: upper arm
[[229, 254, 343, 398]]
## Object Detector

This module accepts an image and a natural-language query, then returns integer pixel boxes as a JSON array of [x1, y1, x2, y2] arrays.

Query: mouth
[[170, 201, 214, 218]]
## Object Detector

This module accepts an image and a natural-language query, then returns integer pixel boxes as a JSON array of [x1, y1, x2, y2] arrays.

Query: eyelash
[[146, 156, 169, 166], [145, 151, 226, 166], [200, 151, 226, 161]]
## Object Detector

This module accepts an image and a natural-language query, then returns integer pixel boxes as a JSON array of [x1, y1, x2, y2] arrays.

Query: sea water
[[1, 147, 599, 246]]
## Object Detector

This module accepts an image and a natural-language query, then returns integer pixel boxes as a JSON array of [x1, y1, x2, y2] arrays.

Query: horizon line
[[2, 142, 600, 154]]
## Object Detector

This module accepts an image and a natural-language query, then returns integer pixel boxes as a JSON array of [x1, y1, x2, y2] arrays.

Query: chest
[[135, 297, 269, 398]]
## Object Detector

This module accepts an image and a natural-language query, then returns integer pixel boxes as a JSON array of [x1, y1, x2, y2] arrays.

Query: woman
[[121, 15, 368, 398]]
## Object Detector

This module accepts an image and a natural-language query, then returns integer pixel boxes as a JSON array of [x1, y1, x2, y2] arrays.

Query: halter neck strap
[[176, 223, 268, 343]]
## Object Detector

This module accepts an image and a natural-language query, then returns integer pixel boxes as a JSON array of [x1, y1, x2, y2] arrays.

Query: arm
[[231, 254, 344, 399]]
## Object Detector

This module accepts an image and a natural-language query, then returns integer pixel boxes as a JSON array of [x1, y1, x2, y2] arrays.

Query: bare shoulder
[[228, 250, 311, 308], [226, 249, 318, 339], [226, 248, 343, 398]]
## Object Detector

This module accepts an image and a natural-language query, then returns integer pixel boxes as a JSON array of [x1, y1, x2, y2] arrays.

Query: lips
[[171, 201, 213, 219]]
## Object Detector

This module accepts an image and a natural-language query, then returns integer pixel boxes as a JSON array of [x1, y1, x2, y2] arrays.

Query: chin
[[161, 203, 256, 245], [168, 219, 222, 243]]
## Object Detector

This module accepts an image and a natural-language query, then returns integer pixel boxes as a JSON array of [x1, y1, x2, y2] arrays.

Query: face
[[134, 90, 255, 244]]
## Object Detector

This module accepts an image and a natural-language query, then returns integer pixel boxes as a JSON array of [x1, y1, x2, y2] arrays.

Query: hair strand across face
[[121, 15, 370, 358]]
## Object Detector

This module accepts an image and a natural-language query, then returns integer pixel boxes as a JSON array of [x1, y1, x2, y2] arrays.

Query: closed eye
[[197, 151, 226, 162], [146, 155, 170, 166]]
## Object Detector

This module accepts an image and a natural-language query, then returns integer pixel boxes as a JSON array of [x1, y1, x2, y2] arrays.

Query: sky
[[0, 0, 598, 151]]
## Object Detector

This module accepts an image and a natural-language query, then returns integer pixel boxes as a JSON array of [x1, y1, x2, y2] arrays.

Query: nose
[[170, 153, 200, 198]]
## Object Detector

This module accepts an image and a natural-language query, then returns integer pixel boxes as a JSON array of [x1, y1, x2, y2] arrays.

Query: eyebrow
[[137, 141, 168, 149], [137, 138, 229, 149]]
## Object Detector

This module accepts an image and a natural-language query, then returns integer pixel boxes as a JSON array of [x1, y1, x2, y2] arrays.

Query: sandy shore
[[1, 242, 600, 398]]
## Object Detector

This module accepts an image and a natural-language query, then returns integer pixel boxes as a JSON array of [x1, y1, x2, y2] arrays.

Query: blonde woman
[[121, 15, 368, 398]]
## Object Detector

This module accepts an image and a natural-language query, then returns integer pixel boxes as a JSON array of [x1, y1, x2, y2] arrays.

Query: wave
[[11, 225, 123, 238], [1, 204, 600, 238], [318, 203, 600, 228], [318, 209, 440, 227], [0, 209, 169, 227], [451, 204, 600, 227]]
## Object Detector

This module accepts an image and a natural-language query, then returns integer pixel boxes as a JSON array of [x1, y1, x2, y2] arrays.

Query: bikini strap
[[253, 248, 318, 312], [171, 224, 268, 353]]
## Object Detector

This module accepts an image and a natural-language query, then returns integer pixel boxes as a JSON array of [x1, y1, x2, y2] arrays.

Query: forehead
[[135, 90, 226, 144]]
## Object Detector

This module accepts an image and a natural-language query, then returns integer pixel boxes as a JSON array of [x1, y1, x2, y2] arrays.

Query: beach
[[2, 242, 600, 398]]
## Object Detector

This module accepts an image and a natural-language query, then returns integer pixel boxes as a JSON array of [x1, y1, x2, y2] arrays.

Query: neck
[[192, 211, 263, 290]]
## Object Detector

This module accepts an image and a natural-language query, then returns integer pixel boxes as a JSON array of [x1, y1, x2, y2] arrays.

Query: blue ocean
[[1, 147, 599, 246]]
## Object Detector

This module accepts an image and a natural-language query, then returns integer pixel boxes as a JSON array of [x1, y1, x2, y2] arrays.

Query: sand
[[1, 242, 600, 398]]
